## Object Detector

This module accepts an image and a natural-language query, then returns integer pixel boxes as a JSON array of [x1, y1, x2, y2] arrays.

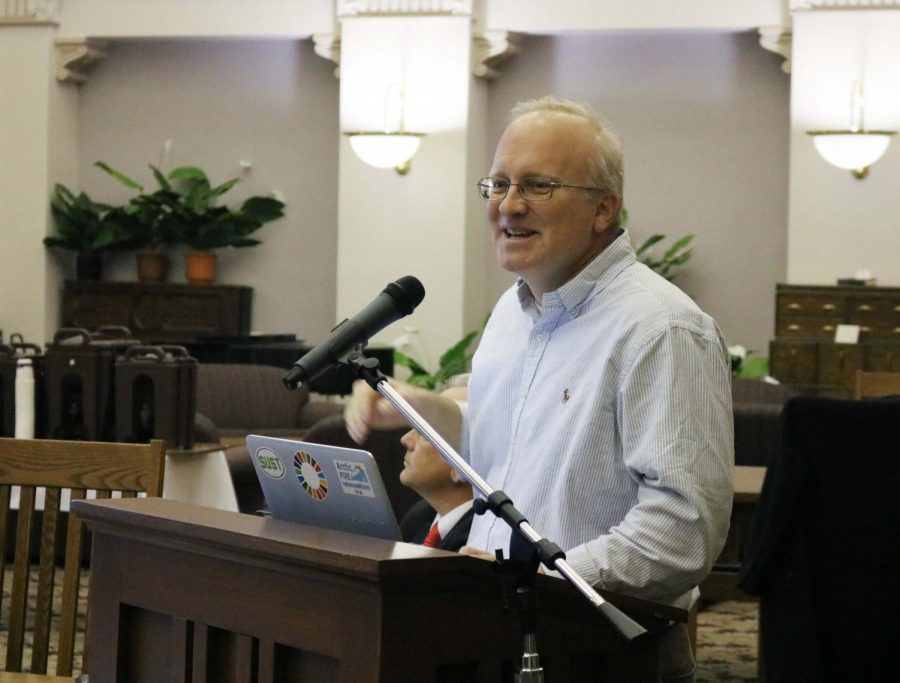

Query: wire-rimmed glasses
[[476, 176, 603, 201]]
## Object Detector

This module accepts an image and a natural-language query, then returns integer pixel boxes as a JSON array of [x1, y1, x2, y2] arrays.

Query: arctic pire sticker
[[334, 459, 375, 498]]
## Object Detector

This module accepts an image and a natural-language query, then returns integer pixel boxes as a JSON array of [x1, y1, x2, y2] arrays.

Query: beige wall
[[6, 27, 790, 357], [77, 38, 341, 342], [67, 30, 789, 354], [486, 31, 791, 353]]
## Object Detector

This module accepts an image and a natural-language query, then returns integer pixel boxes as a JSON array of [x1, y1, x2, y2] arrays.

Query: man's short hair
[[510, 95, 624, 227]]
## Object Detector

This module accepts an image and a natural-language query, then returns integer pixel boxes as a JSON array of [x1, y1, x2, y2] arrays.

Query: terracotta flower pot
[[185, 251, 217, 284], [136, 251, 170, 282]]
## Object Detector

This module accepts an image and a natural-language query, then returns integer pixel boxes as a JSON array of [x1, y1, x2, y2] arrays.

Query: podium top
[[73, 497, 686, 625]]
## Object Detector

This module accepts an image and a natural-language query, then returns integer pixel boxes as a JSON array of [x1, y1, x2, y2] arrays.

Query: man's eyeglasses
[[476, 176, 603, 202]]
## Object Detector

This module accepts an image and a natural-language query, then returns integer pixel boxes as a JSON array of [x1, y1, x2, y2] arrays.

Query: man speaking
[[345, 95, 733, 681]]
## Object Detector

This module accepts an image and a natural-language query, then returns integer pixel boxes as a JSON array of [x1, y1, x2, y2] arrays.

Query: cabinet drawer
[[817, 345, 862, 386], [769, 340, 817, 385], [864, 344, 900, 373], [845, 297, 898, 322], [856, 322, 900, 341], [777, 294, 845, 318], [776, 317, 841, 338]]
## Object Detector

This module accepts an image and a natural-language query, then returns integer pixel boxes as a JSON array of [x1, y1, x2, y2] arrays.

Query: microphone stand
[[340, 351, 648, 663]]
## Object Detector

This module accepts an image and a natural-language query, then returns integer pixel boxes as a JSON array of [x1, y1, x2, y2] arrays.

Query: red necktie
[[423, 522, 442, 548]]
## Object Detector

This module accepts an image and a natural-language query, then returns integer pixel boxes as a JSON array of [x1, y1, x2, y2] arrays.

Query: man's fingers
[[458, 546, 496, 562]]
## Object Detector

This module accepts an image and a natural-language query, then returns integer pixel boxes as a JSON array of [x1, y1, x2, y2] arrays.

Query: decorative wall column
[[0, 4, 76, 344], [330, 0, 517, 368]]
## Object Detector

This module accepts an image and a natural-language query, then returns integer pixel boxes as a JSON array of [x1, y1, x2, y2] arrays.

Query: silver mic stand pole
[[347, 353, 648, 659]]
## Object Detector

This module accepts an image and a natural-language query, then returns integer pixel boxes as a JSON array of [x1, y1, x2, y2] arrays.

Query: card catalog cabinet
[[769, 284, 900, 396]]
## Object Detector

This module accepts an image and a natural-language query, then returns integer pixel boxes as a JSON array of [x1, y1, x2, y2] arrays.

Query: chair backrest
[[853, 370, 900, 399], [739, 396, 900, 682], [0, 438, 166, 678]]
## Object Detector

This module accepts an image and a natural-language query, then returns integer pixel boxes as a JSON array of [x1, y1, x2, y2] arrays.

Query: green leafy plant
[[729, 345, 770, 380], [43, 184, 126, 254], [634, 233, 695, 281], [394, 330, 480, 390], [96, 162, 285, 251], [95, 162, 177, 251], [621, 207, 694, 281]]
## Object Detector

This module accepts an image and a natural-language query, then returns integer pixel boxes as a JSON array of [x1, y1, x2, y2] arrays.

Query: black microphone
[[282, 275, 425, 390]]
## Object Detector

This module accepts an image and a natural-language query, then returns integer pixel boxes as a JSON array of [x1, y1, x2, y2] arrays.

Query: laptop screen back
[[246, 434, 402, 541]]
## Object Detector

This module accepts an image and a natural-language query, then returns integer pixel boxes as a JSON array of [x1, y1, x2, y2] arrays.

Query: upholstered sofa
[[194, 363, 344, 512]]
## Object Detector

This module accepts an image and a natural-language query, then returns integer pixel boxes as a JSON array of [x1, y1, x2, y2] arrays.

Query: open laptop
[[246, 434, 402, 541]]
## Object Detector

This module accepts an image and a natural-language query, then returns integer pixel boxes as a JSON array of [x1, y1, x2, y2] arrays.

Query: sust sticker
[[334, 459, 375, 498], [255, 447, 284, 479], [294, 450, 328, 501]]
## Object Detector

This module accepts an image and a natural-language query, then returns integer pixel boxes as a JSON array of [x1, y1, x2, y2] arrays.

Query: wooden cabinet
[[770, 284, 900, 396], [61, 280, 252, 343]]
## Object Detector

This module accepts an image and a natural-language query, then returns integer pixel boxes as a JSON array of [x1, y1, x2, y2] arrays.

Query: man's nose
[[400, 429, 416, 450], [498, 186, 528, 214]]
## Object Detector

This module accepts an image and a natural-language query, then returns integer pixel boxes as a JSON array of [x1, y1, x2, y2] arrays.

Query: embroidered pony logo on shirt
[[563, 388, 570, 403]]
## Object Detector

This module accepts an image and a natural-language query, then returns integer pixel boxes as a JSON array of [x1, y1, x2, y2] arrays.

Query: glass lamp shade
[[807, 130, 895, 172], [345, 132, 425, 169]]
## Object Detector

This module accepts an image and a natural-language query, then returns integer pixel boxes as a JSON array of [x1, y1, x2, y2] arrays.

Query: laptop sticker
[[294, 450, 328, 501], [334, 459, 376, 498], [254, 447, 285, 479]]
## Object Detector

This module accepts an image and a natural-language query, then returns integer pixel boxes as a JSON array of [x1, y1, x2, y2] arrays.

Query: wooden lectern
[[73, 498, 685, 682]]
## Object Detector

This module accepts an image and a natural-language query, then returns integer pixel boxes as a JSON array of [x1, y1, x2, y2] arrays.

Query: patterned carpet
[[695, 600, 759, 682], [0, 566, 87, 676]]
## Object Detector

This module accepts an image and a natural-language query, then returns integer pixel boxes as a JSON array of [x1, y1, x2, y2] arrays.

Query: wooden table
[[700, 465, 766, 601]]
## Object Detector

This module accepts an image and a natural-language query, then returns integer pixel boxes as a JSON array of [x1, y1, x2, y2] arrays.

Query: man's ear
[[593, 194, 621, 234]]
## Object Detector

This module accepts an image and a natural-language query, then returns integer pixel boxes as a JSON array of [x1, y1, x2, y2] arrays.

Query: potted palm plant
[[97, 163, 284, 283], [168, 167, 285, 283], [43, 183, 127, 280], [96, 162, 178, 282]]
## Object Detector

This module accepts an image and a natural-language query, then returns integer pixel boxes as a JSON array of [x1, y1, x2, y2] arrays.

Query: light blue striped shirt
[[462, 232, 734, 605]]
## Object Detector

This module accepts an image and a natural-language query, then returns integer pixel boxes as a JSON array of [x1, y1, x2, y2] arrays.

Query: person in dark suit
[[398, 387, 473, 552]]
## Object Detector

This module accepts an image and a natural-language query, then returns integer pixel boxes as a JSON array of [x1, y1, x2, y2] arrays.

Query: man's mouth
[[502, 227, 537, 238]]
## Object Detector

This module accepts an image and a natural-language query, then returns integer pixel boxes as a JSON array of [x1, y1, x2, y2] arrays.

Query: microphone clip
[[346, 350, 387, 391]]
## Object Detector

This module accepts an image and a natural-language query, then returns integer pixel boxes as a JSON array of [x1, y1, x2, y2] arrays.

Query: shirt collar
[[516, 228, 636, 318], [435, 499, 473, 538]]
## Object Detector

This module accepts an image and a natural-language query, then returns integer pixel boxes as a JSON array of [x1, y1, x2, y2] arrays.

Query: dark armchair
[[739, 396, 900, 682]]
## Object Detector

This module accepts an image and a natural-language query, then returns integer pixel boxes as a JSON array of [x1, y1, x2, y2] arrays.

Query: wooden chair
[[0, 438, 166, 681], [853, 370, 900, 399]]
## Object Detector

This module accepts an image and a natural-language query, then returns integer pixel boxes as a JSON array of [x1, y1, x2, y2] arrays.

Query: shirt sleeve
[[563, 324, 735, 604], [457, 398, 471, 462]]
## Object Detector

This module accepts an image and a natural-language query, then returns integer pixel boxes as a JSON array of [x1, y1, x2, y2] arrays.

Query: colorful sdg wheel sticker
[[294, 450, 328, 501]]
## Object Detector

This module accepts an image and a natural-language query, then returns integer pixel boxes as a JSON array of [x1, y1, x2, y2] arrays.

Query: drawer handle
[[894, 327, 900, 334], [822, 325, 835, 332], [860, 326, 871, 333], [788, 324, 801, 331], [858, 304, 873, 312], [821, 303, 836, 311], [788, 303, 802, 310], [895, 305, 900, 313]]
